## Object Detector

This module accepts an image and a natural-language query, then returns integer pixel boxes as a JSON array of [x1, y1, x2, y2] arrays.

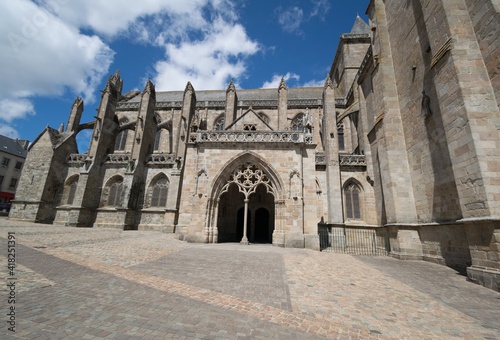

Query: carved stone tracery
[[220, 163, 274, 199]]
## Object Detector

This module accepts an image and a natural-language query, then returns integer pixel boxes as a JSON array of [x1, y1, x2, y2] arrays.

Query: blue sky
[[0, 0, 369, 148]]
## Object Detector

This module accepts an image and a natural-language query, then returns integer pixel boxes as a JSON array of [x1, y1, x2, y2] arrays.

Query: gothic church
[[10, 0, 500, 291]]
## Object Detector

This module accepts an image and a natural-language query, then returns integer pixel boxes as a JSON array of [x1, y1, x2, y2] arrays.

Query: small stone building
[[10, 0, 500, 291]]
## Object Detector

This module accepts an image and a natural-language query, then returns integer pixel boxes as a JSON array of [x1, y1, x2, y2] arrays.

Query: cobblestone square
[[1, 218, 499, 339]]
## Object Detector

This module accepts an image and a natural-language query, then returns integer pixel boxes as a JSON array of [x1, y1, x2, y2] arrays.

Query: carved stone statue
[[303, 109, 313, 133]]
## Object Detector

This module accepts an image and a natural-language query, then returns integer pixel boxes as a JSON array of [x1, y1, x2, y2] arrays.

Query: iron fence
[[319, 225, 390, 256]]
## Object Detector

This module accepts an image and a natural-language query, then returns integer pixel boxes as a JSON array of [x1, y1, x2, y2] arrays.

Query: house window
[[1, 158, 10, 167], [0, 176, 4, 186], [107, 179, 123, 206], [345, 183, 361, 219], [9, 178, 17, 189], [114, 130, 128, 151], [150, 177, 168, 207], [14, 161, 22, 170], [337, 123, 345, 150]]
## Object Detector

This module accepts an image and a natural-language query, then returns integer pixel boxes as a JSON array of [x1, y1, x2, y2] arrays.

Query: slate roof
[[126, 86, 324, 103], [350, 15, 370, 34], [0, 134, 29, 158]]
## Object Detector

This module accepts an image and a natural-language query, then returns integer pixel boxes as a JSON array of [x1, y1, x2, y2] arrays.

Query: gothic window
[[214, 115, 225, 131], [291, 113, 305, 131], [66, 177, 79, 205], [344, 183, 361, 219], [106, 177, 123, 207], [115, 130, 128, 151], [337, 123, 345, 150], [154, 130, 161, 151], [150, 177, 168, 207]]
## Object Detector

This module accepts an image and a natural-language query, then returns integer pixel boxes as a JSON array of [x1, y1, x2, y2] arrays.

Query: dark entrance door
[[254, 208, 270, 243]]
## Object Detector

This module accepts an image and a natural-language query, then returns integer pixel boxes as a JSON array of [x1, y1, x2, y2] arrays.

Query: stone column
[[240, 198, 249, 245]]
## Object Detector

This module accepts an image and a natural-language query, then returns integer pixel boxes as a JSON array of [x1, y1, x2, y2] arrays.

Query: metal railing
[[319, 225, 389, 256]]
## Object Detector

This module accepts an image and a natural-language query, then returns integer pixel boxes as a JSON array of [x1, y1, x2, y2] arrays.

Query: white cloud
[[0, 126, 20, 139], [0, 0, 259, 137], [1, 1, 114, 100], [310, 0, 331, 20], [38, 0, 210, 38], [0, 99, 35, 123], [277, 7, 304, 34], [154, 17, 259, 90], [0, 0, 115, 136], [276, 1, 331, 35], [261, 72, 301, 88], [302, 79, 325, 87]]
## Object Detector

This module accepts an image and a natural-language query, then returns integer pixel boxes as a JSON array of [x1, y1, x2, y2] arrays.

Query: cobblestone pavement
[[0, 218, 499, 339]]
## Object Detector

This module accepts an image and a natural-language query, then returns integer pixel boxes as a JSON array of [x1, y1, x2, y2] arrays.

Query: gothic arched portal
[[208, 154, 282, 245]]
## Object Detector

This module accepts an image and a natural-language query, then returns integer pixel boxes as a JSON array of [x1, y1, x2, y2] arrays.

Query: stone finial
[[226, 80, 236, 93], [108, 70, 123, 94], [143, 79, 156, 95], [72, 96, 83, 109], [325, 75, 333, 90], [58, 122, 64, 133], [278, 77, 287, 91], [185, 81, 194, 93]]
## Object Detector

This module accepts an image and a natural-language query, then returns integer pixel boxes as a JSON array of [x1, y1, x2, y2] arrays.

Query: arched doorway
[[215, 161, 277, 244], [254, 208, 270, 243]]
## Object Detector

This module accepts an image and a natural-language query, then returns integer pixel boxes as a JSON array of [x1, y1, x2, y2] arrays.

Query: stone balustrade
[[147, 153, 176, 165], [67, 154, 93, 166], [339, 154, 366, 166], [189, 131, 314, 144], [105, 154, 131, 164]]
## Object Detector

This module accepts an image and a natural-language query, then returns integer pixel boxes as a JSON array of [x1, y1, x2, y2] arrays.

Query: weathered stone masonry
[[10, 0, 500, 291]]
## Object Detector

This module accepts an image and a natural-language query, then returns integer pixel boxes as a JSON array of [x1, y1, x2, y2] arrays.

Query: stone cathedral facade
[[10, 0, 500, 291]]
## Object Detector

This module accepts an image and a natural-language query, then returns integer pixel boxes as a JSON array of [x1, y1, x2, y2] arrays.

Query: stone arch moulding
[[209, 151, 284, 201], [204, 151, 285, 244], [147, 172, 170, 188]]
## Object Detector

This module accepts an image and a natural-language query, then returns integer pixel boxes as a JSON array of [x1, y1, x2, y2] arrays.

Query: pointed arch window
[[150, 177, 169, 207], [214, 115, 225, 131], [154, 130, 161, 151], [107, 178, 123, 207], [337, 123, 345, 151], [291, 113, 305, 131], [344, 183, 361, 219], [115, 130, 128, 151]]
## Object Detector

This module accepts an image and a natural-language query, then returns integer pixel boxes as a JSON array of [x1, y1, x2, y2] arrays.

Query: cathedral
[[10, 0, 500, 291]]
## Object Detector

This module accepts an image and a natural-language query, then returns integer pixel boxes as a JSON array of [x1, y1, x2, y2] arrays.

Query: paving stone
[[0, 219, 499, 339]]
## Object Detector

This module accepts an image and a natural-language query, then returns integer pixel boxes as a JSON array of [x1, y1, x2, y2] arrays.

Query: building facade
[[10, 0, 500, 291], [0, 134, 29, 205]]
